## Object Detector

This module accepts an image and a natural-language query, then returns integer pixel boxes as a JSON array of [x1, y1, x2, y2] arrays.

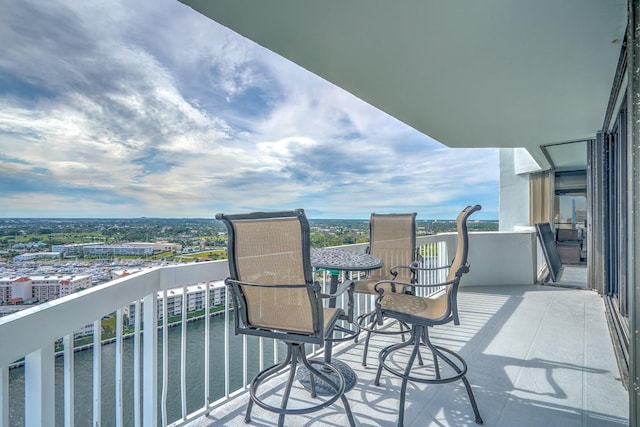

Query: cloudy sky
[[0, 0, 499, 220]]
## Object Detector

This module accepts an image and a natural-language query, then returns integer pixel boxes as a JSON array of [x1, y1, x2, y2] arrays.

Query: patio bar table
[[297, 247, 382, 394]]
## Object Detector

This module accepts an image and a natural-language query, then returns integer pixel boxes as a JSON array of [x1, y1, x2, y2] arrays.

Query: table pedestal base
[[296, 359, 357, 395]]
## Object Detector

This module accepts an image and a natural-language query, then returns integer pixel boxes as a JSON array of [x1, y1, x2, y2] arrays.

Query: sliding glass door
[[608, 104, 628, 317]]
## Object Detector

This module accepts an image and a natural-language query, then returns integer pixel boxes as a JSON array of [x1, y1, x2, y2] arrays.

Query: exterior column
[[629, 0, 640, 421]]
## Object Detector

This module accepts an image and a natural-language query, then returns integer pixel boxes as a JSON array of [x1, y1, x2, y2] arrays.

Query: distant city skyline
[[0, 0, 499, 220]]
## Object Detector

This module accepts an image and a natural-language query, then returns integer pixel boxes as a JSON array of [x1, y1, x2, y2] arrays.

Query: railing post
[[63, 334, 75, 427], [204, 284, 210, 408], [161, 289, 168, 426], [93, 319, 102, 426], [1, 366, 8, 427], [25, 345, 55, 427], [115, 307, 124, 427], [133, 300, 142, 427], [181, 286, 188, 419], [142, 292, 158, 427]]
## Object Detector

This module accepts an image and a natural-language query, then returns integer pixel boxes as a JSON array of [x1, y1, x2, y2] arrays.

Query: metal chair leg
[[430, 344, 483, 425], [246, 342, 357, 426], [461, 375, 484, 424], [246, 345, 294, 423], [277, 349, 299, 427], [375, 327, 418, 385], [398, 330, 422, 427], [362, 315, 377, 366], [377, 325, 483, 425], [362, 311, 415, 368], [422, 327, 440, 378]]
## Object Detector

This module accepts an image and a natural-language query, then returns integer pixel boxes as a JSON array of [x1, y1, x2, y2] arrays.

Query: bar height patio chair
[[355, 212, 418, 367], [215, 209, 356, 427], [373, 205, 483, 426]]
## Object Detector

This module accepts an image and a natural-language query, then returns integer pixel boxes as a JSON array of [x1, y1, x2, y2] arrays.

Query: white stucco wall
[[514, 147, 543, 174], [499, 148, 533, 232], [440, 231, 538, 286]]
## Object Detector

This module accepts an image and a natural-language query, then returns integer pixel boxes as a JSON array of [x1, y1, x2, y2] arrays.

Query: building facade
[[52, 242, 181, 257], [127, 281, 226, 325], [0, 275, 92, 304], [13, 252, 61, 262]]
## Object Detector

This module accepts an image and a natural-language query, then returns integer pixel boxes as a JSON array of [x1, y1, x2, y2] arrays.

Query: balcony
[[0, 231, 628, 426]]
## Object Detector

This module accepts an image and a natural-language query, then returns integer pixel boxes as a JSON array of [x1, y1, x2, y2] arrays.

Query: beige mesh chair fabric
[[376, 205, 476, 324], [373, 205, 483, 425], [355, 212, 416, 367], [231, 216, 323, 334], [354, 213, 417, 295], [216, 209, 356, 426], [220, 210, 343, 343]]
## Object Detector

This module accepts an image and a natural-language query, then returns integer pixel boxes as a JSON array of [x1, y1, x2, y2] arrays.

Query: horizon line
[[0, 216, 500, 221]]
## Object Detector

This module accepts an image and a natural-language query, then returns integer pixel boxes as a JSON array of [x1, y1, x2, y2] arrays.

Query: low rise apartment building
[[0, 274, 92, 304], [13, 252, 62, 261], [52, 242, 181, 257], [127, 280, 225, 325]]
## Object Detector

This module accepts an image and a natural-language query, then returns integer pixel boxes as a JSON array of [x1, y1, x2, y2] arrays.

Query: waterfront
[[8, 313, 288, 426]]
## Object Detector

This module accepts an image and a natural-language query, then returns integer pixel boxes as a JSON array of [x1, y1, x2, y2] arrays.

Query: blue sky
[[0, 0, 499, 220]]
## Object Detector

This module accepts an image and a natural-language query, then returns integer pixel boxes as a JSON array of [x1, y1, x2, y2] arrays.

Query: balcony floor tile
[[188, 285, 629, 427]]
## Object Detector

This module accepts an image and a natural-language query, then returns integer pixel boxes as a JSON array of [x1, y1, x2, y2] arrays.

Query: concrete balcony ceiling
[[179, 0, 627, 169]]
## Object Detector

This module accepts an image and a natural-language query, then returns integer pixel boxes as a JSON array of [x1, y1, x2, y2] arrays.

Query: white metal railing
[[1, 232, 525, 427], [1, 261, 228, 427]]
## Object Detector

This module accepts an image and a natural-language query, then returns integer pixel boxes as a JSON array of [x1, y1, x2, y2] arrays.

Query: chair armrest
[[388, 262, 419, 275], [373, 279, 412, 294], [225, 278, 309, 289], [374, 276, 459, 301], [319, 279, 354, 298], [373, 277, 458, 325], [410, 277, 458, 289], [320, 279, 355, 323], [373, 278, 455, 294], [389, 263, 452, 275]]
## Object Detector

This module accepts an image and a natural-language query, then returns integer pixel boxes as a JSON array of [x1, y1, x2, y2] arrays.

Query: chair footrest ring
[[251, 359, 345, 416], [325, 321, 360, 343], [379, 342, 468, 385]]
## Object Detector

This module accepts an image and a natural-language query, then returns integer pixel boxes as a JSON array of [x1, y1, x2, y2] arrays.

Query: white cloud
[[0, 0, 499, 219]]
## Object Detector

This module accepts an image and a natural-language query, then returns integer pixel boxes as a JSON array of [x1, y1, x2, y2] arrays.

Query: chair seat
[[250, 305, 342, 335], [379, 292, 447, 322]]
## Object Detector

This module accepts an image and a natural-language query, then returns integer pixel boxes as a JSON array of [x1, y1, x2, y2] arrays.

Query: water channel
[[8, 313, 289, 426]]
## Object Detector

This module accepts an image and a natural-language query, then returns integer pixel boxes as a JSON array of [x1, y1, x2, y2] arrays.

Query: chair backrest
[[216, 209, 324, 342], [441, 204, 482, 324], [447, 205, 481, 281], [368, 213, 417, 284]]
